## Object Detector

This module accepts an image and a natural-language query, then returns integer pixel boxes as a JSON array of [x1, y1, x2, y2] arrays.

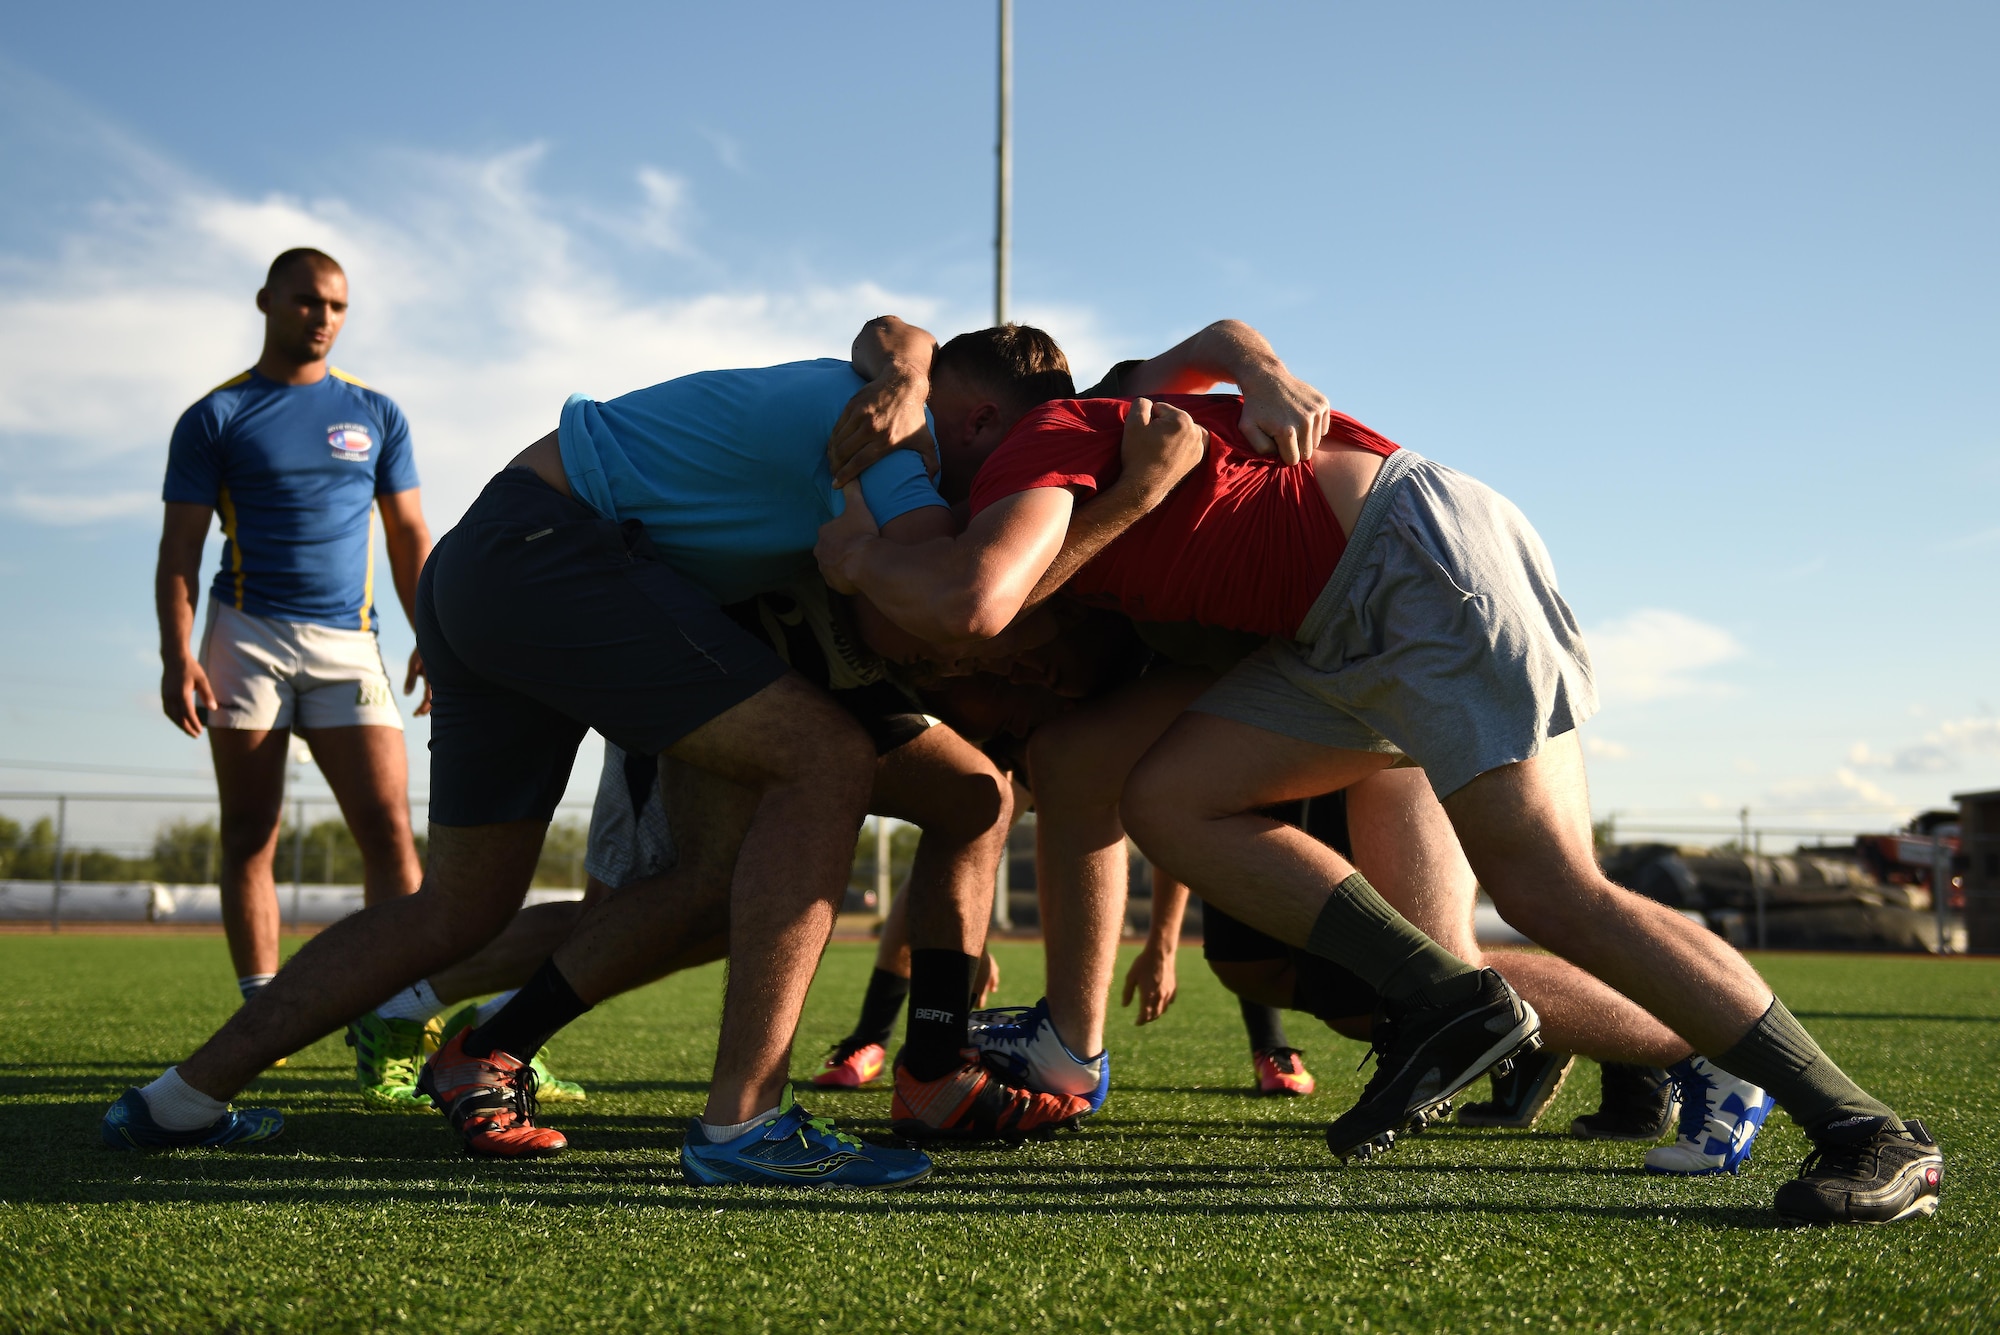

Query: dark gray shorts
[[1192, 449, 1598, 798]]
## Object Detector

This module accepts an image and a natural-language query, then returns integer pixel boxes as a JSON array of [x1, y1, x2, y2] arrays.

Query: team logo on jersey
[[328, 423, 374, 461]]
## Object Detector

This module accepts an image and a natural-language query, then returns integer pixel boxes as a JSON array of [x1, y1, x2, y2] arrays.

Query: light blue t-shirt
[[558, 359, 945, 605]]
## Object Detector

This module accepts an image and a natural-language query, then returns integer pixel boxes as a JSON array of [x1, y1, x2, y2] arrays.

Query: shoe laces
[[1353, 1016, 1401, 1103], [1671, 1065, 1707, 1143], [827, 1035, 877, 1065], [1797, 1127, 1893, 1181], [452, 1056, 539, 1131], [797, 1110, 863, 1154], [1261, 1048, 1303, 1075]]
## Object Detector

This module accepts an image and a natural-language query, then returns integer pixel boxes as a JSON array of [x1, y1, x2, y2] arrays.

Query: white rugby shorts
[[199, 601, 404, 732]]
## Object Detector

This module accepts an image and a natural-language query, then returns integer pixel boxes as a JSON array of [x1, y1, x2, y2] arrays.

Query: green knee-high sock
[[1713, 998, 1902, 1137], [1303, 872, 1480, 1011]]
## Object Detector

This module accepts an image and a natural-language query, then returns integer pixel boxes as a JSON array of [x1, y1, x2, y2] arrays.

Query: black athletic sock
[[1713, 997, 1902, 1138], [463, 957, 591, 1062], [1239, 998, 1290, 1052], [902, 949, 975, 1081], [1303, 872, 1480, 1011], [852, 967, 911, 1048]]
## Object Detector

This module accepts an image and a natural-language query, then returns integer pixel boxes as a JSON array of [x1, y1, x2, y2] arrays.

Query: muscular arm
[[377, 487, 435, 715], [830, 316, 939, 485], [1114, 319, 1331, 464], [824, 488, 1075, 646], [156, 502, 217, 737]]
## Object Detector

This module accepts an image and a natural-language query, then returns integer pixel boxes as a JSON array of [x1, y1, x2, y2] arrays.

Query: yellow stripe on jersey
[[329, 367, 371, 388], [207, 369, 254, 395], [360, 506, 376, 631], [217, 487, 246, 609]]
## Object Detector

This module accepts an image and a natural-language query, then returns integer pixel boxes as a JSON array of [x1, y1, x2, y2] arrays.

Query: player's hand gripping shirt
[[558, 358, 947, 606], [968, 395, 1399, 639], [163, 369, 420, 631]]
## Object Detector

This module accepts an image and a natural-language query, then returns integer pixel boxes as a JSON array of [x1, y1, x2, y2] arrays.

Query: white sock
[[475, 989, 520, 1026], [237, 974, 275, 1003], [140, 1067, 228, 1132], [699, 1105, 782, 1143], [375, 979, 447, 1024]]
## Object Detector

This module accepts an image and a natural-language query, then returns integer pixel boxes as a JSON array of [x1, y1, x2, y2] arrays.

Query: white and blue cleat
[[1643, 1055, 1775, 1176], [969, 998, 1110, 1115]]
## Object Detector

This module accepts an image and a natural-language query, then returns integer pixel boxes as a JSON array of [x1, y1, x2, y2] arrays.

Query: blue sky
[[1, 2, 1994, 848]]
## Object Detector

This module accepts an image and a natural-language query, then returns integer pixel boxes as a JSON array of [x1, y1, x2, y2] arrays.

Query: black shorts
[[417, 469, 789, 826]]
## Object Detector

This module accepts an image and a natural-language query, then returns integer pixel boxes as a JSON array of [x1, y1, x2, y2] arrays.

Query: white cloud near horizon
[[1581, 608, 1743, 705], [0, 108, 1113, 531], [1849, 716, 2000, 776]]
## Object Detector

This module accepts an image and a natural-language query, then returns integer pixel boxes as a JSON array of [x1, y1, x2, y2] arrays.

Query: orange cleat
[[415, 1030, 567, 1158], [890, 1057, 1093, 1143], [1253, 1047, 1317, 1097], [810, 1039, 888, 1089]]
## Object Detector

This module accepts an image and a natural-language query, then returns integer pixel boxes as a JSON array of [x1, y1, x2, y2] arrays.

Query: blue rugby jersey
[[164, 368, 420, 631], [558, 359, 946, 606]]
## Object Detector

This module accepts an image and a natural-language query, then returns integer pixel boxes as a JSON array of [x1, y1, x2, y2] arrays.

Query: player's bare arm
[[155, 501, 219, 737], [819, 399, 1207, 646], [829, 315, 940, 485], [376, 487, 435, 716], [1119, 319, 1332, 465]]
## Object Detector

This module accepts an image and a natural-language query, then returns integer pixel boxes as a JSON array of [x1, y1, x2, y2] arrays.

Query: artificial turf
[[0, 935, 1993, 1333]]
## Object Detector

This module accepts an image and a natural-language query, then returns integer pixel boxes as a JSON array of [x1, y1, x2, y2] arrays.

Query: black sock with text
[[902, 950, 975, 1081]]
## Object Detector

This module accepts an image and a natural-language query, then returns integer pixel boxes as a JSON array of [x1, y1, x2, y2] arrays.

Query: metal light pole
[[49, 794, 67, 934], [994, 0, 1012, 326]]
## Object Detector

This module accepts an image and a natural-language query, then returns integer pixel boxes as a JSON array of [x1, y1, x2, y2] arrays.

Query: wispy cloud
[[0, 96, 1118, 533], [1584, 736, 1630, 760], [2, 488, 155, 524], [1849, 716, 2000, 775], [1582, 608, 1743, 704]]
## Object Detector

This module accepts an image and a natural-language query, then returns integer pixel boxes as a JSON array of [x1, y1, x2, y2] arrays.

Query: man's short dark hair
[[264, 247, 344, 289], [933, 324, 1075, 413]]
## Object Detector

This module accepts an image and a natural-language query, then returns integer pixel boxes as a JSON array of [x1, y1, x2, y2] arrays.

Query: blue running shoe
[[100, 1087, 283, 1152], [970, 998, 1110, 1114], [1644, 1056, 1775, 1175], [679, 1085, 932, 1190]]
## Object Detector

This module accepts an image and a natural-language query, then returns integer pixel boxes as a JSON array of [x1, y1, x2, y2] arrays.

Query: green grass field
[[1, 936, 1994, 1333]]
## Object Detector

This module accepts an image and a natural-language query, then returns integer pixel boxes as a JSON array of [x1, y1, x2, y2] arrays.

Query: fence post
[[875, 818, 892, 922], [1752, 829, 1767, 951], [992, 826, 1013, 933], [1933, 836, 1952, 955], [49, 794, 68, 934], [288, 797, 304, 931]]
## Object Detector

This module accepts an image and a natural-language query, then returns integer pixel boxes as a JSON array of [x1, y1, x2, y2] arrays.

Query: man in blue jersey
[[154, 248, 432, 1015]]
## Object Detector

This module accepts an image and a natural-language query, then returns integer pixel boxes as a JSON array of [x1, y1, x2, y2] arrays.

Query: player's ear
[[255, 288, 271, 315]]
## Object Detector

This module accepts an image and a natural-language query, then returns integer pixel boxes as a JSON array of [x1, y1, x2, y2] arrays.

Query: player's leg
[[295, 724, 422, 906], [1122, 713, 1537, 1160], [206, 727, 289, 993], [811, 883, 911, 1089], [1010, 666, 1215, 1081], [1446, 733, 1937, 1214], [870, 724, 1089, 1139]]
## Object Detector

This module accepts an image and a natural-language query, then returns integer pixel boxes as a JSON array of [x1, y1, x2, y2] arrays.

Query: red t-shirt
[[967, 394, 1400, 638]]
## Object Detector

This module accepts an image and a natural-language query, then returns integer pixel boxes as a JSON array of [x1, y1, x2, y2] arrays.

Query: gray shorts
[[1192, 449, 1598, 798], [583, 741, 677, 889]]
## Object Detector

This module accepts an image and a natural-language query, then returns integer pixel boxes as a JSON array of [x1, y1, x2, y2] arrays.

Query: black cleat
[[1324, 969, 1541, 1162], [1571, 1062, 1677, 1141], [1776, 1117, 1941, 1226], [1459, 1047, 1576, 1128]]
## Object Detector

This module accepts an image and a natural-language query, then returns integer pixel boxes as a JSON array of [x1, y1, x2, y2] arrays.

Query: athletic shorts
[[584, 742, 678, 889], [1192, 449, 1598, 798], [198, 601, 403, 732], [416, 469, 789, 827]]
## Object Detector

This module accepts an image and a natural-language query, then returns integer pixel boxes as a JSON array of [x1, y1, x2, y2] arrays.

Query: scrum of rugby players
[[105, 312, 1939, 1226]]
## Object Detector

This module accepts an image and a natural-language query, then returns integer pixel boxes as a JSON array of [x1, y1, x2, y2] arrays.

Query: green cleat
[[346, 1013, 433, 1108], [530, 1052, 587, 1103], [436, 1003, 586, 1103]]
